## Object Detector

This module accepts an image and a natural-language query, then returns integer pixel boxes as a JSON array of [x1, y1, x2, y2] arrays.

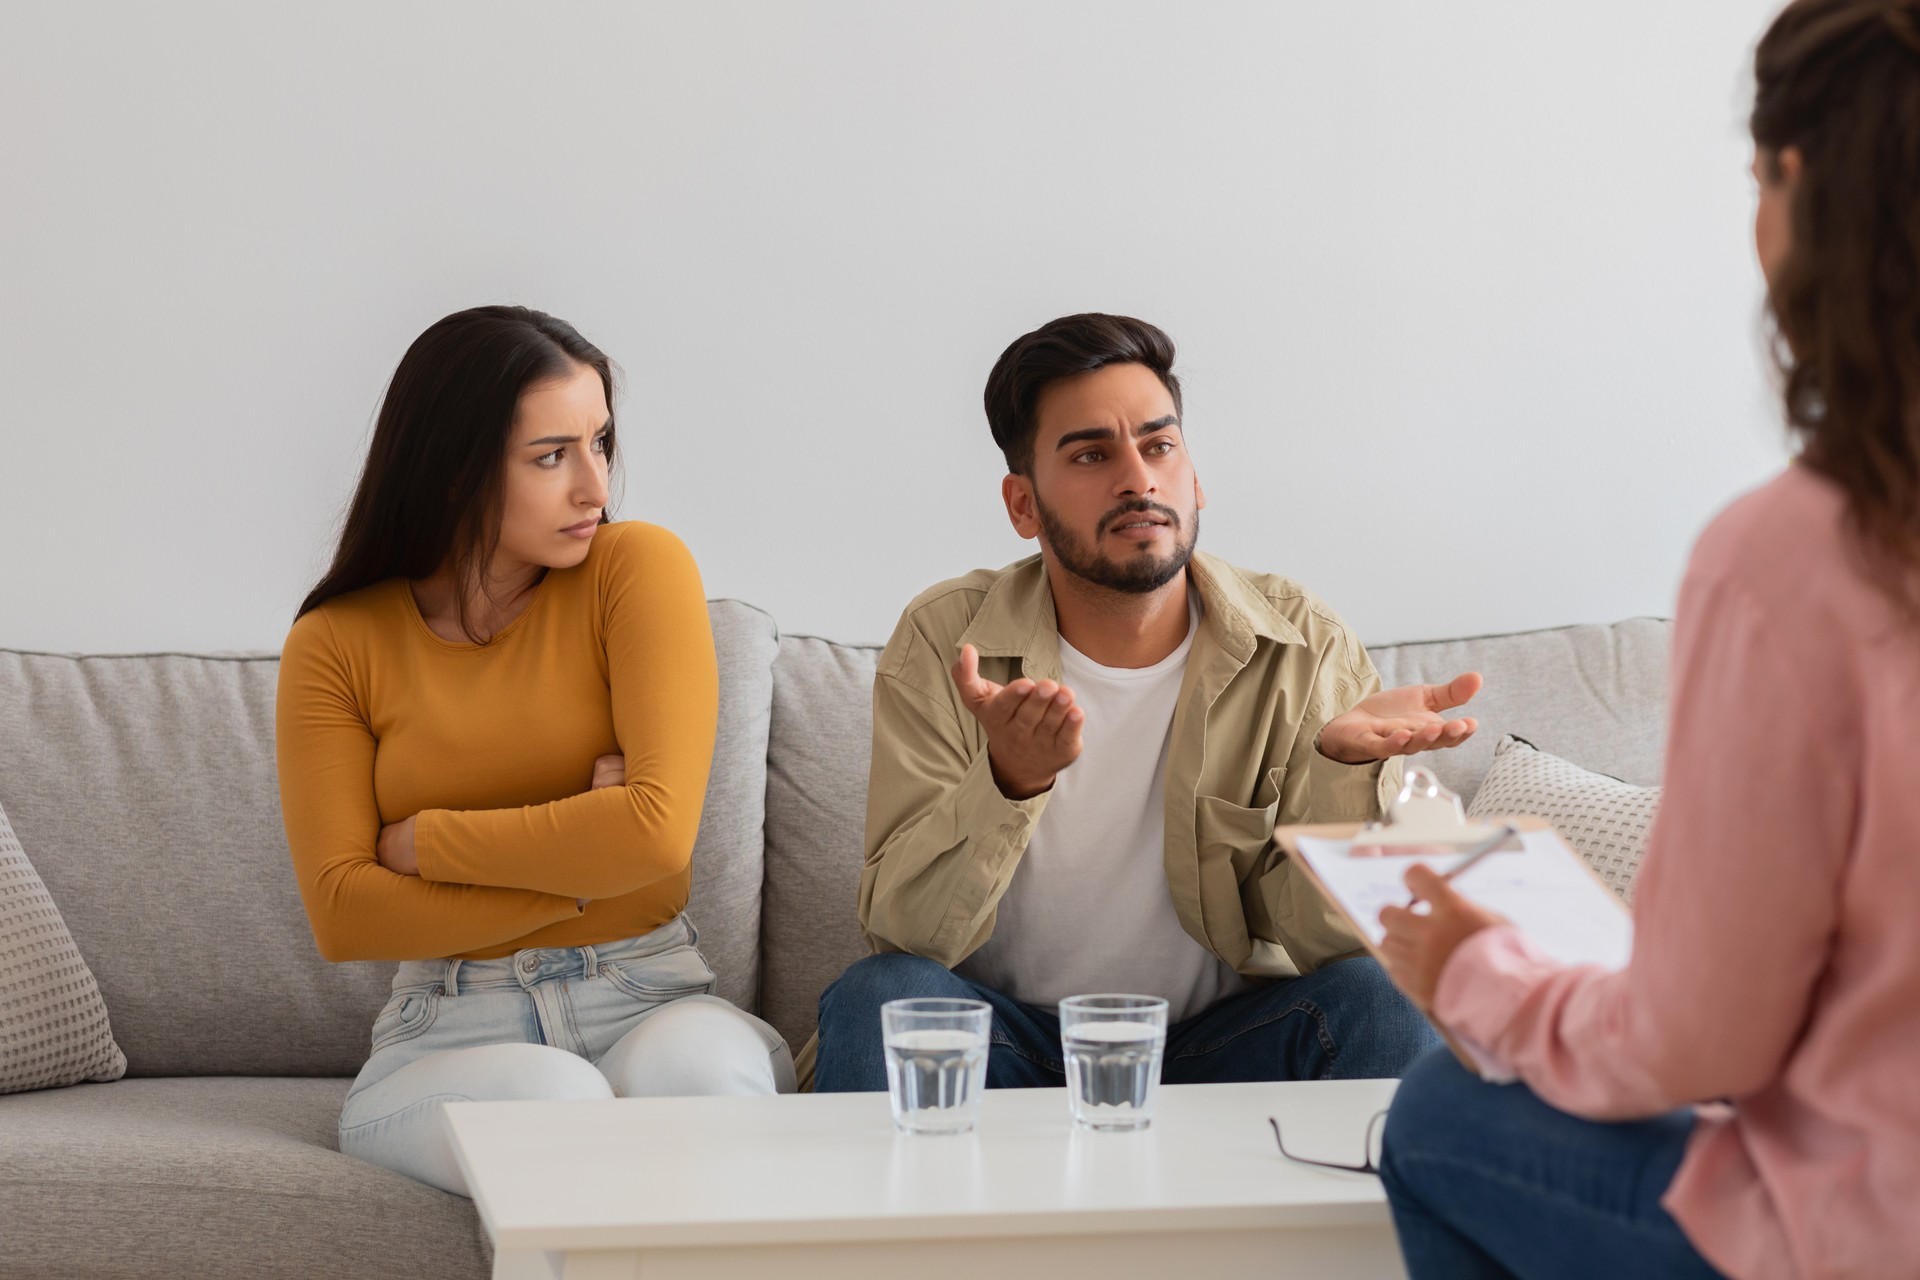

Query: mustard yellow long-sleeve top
[[275, 521, 718, 963]]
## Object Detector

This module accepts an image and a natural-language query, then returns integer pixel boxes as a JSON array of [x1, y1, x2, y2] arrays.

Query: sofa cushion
[[0, 798, 126, 1093], [0, 1077, 486, 1279], [684, 600, 778, 1020], [0, 599, 777, 1077], [0, 646, 386, 1077], [1370, 618, 1672, 803], [1467, 735, 1662, 902], [760, 635, 881, 1052]]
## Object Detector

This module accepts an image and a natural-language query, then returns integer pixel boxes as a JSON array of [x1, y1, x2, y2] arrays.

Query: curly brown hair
[[1752, 0, 1920, 616]]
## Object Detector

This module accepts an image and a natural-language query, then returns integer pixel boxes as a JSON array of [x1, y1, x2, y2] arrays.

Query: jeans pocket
[[369, 986, 441, 1052], [598, 944, 716, 1003]]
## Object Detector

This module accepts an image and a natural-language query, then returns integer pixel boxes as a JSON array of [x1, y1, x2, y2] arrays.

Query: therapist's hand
[[1316, 673, 1483, 764], [1377, 864, 1507, 1012]]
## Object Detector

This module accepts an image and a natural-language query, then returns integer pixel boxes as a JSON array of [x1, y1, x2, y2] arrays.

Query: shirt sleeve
[[1283, 621, 1401, 826], [411, 525, 720, 901], [275, 610, 582, 963], [1432, 566, 1853, 1120], [858, 619, 1048, 965]]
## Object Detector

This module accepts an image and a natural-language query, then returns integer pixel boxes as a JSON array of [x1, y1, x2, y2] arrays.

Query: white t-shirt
[[957, 599, 1255, 1023]]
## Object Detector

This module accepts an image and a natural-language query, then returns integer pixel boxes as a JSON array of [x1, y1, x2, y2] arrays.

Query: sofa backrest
[[0, 600, 777, 1078], [756, 617, 1673, 1053], [1369, 617, 1671, 794], [759, 634, 885, 1054]]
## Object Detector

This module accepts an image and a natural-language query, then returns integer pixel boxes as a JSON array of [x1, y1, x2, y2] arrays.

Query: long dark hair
[[1752, 0, 1920, 615], [297, 306, 617, 639]]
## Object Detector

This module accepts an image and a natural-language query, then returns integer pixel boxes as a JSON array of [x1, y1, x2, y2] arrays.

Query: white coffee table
[[446, 1080, 1405, 1280]]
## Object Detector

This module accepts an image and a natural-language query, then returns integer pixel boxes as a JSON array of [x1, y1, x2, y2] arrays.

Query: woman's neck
[[410, 557, 546, 644]]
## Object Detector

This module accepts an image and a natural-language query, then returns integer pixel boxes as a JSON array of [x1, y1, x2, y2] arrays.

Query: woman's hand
[[375, 814, 419, 876], [591, 754, 625, 790], [376, 761, 620, 889], [1377, 864, 1507, 1011]]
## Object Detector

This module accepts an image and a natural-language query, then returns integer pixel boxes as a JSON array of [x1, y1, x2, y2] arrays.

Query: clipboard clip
[[1350, 767, 1515, 856]]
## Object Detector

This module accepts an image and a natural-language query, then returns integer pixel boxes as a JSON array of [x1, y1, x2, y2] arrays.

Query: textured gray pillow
[[0, 798, 126, 1093], [1465, 735, 1661, 902]]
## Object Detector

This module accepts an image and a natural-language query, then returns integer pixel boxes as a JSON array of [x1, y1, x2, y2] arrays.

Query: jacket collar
[[958, 550, 1304, 673]]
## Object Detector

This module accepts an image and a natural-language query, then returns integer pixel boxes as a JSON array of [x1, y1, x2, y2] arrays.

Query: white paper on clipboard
[[1293, 828, 1634, 971]]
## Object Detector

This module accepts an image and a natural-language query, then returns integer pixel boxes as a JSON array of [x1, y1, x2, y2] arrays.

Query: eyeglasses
[[1267, 1110, 1387, 1176]]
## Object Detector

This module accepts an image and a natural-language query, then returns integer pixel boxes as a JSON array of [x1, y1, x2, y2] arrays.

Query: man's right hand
[[951, 643, 1084, 800]]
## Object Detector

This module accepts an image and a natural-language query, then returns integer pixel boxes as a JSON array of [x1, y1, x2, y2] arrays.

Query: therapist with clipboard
[[1371, 3, 1920, 1278]]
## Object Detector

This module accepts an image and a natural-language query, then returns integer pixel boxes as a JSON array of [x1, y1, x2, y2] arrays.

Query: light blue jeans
[[339, 915, 794, 1195]]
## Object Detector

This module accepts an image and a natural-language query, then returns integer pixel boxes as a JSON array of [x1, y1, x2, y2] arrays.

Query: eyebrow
[[525, 419, 613, 447], [1053, 415, 1181, 451]]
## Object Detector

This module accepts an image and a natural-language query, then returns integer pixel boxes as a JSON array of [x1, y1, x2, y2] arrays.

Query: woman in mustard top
[[277, 306, 793, 1196]]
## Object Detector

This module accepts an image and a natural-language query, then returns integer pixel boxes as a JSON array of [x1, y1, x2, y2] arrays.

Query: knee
[[1323, 956, 1438, 1075], [608, 1000, 783, 1098], [819, 953, 960, 1026], [1322, 954, 1408, 1006], [1382, 1046, 1482, 1174], [459, 1043, 615, 1103]]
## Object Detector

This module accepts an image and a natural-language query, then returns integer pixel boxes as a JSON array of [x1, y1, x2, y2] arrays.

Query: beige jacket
[[858, 550, 1401, 980]]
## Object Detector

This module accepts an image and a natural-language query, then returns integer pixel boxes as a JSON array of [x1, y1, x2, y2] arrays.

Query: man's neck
[[1046, 561, 1193, 670]]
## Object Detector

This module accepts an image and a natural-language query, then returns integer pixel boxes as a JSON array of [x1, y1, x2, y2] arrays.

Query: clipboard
[[1274, 769, 1633, 1075]]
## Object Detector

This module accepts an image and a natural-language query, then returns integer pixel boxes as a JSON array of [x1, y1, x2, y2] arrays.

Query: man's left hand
[[1316, 672, 1482, 764]]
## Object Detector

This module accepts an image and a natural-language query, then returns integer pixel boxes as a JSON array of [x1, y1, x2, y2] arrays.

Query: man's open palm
[[951, 643, 1084, 800], [1317, 672, 1483, 764]]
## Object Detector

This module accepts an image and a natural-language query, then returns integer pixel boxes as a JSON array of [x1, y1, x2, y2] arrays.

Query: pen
[[1403, 823, 1519, 906], [1441, 823, 1521, 881]]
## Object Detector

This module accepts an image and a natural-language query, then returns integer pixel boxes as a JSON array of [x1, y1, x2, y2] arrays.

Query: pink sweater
[[1437, 465, 1920, 1280]]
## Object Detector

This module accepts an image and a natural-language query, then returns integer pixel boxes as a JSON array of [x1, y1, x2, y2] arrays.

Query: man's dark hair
[[983, 313, 1183, 475]]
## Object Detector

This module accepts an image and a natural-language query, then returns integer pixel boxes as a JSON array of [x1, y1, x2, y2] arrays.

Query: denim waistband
[[393, 913, 696, 996]]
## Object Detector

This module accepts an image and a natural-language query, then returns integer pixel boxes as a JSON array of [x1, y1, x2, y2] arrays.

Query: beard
[[1035, 495, 1199, 595]]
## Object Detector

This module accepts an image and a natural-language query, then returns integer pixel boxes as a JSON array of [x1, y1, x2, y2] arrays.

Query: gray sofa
[[0, 602, 1671, 1279]]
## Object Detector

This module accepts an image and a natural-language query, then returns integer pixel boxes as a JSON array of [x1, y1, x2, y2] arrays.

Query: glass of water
[[1059, 994, 1169, 1131], [881, 998, 991, 1134]]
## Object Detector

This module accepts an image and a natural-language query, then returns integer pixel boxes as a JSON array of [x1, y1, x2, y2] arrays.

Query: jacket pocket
[[369, 986, 441, 1052], [1195, 767, 1284, 881], [598, 945, 717, 1003], [1259, 852, 1368, 973]]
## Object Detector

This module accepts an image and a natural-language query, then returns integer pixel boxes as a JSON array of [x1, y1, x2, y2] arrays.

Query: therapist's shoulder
[[1689, 464, 1851, 603]]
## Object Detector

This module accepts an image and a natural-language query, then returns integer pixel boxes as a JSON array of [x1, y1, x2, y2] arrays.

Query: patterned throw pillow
[[0, 798, 127, 1092], [1465, 736, 1662, 903]]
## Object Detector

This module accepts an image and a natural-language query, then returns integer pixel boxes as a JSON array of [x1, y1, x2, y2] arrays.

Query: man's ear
[[1002, 472, 1041, 540], [1194, 474, 1207, 512]]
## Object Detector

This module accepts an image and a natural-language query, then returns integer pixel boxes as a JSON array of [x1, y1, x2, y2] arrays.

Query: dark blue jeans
[[1380, 1047, 1726, 1280], [813, 951, 1436, 1092]]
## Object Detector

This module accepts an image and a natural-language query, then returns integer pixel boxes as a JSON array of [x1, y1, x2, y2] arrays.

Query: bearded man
[[813, 313, 1483, 1092]]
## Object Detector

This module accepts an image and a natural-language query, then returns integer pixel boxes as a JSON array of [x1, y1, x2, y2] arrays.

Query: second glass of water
[[1059, 994, 1169, 1131], [881, 998, 991, 1134]]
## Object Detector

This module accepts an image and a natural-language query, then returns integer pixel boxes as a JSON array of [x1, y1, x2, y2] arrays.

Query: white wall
[[1, 1, 1788, 653]]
